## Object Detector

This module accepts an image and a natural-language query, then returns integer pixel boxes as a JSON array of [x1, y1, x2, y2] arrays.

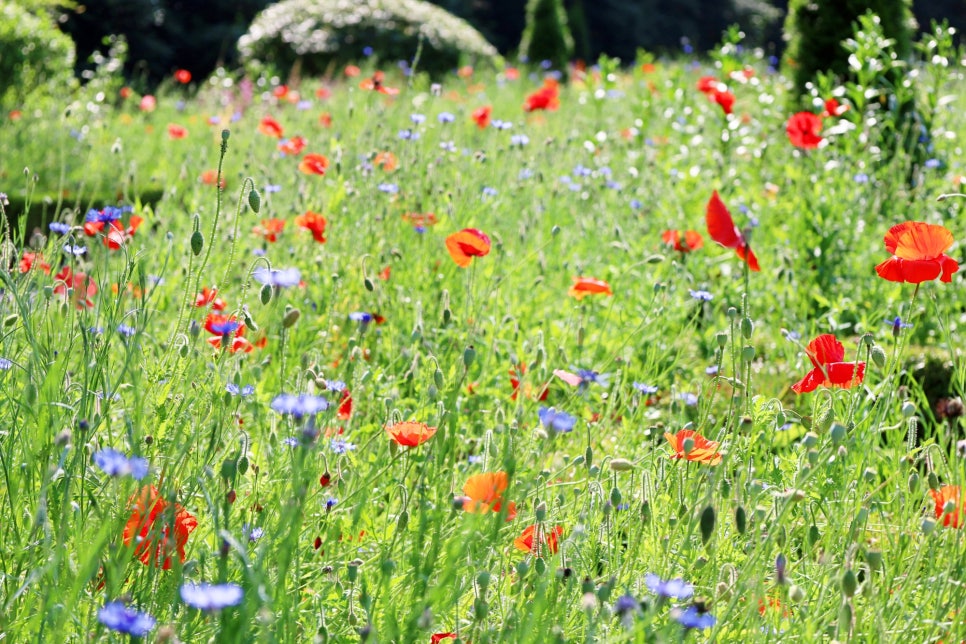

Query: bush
[[783, 0, 915, 100], [237, 0, 499, 78], [0, 3, 75, 108], [519, 0, 574, 72]]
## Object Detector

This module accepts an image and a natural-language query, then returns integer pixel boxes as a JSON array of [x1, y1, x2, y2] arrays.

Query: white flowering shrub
[[238, 0, 498, 76]]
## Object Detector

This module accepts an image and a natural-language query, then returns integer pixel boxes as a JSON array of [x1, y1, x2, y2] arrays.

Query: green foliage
[[520, 0, 574, 72], [237, 0, 499, 78], [783, 0, 915, 100], [0, 2, 75, 108]]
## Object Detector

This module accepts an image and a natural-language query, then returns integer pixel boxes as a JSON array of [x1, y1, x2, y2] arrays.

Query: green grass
[[2, 35, 966, 643]]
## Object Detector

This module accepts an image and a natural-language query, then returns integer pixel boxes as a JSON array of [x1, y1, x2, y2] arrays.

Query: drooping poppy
[[523, 78, 560, 112], [664, 429, 721, 465], [930, 485, 964, 528], [472, 105, 492, 129], [278, 136, 306, 156], [54, 266, 97, 309], [662, 230, 704, 253], [258, 116, 284, 138], [791, 334, 865, 394], [705, 190, 759, 271], [568, 277, 613, 300], [460, 471, 516, 519], [874, 221, 959, 284], [294, 211, 327, 243], [253, 218, 285, 243], [299, 153, 329, 176], [786, 112, 823, 149], [445, 228, 491, 267], [386, 421, 437, 447], [122, 485, 198, 569], [514, 524, 564, 555]]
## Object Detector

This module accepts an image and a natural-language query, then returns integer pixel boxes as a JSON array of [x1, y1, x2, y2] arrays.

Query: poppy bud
[[282, 306, 301, 329], [682, 436, 696, 455], [609, 458, 634, 471], [221, 458, 237, 479], [716, 332, 728, 347], [802, 432, 818, 447], [346, 560, 360, 582], [927, 471, 940, 490], [807, 448, 819, 465], [788, 584, 806, 603], [260, 284, 272, 305], [865, 549, 883, 571], [237, 455, 249, 475], [609, 487, 622, 506], [699, 505, 715, 544], [585, 446, 593, 469], [922, 516, 937, 534], [870, 345, 887, 368], [726, 307, 738, 320], [516, 560, 529, 577], [190, 230, 204, 256], [740, 317, 754, 339], [444, 307, 453, 324], [476, 571, 491, 588], [720, 477, 731, 497], [901, 401, 916, 418], [908, 471, 920, 493], [841, 569, 857, 598], [179, 344, 189, 358], [741, 345, 755, 362], [535, 557, 547, 575], [3, 314, 17, 327], [863, 467, 877, 483], [248, 188, 261, 213], [734, 506, 746, 534], [830, 423, 847, 444], [434, 368, 444, 388]]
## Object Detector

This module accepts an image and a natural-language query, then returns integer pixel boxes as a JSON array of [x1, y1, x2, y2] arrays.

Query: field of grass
[[3, 28, 966, 643]]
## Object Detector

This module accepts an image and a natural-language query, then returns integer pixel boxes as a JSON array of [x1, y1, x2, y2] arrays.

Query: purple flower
[[511, 134, 529, 146], [264, 184, 282, 193], [482, 187, 498, 198], [633, 382, 658, 394], [320, 379, 346, 392], [270, 394, 329, 419], [85, 206, 124, 224], [98, 601, 156, 636], [378, 183, 399, 194], [645, 573, 694, 600], [630, 199, 643, 210], [93, 448, 149, 480], [253, 267, 301, 288], [117, 324, 136, 337], [226, 383, 255, 397], [398, 129, 419, 140], [0, 357, 12, 371], [492, 119, 512, 130], [677, 392, 698, 406], [888, 316, 912, 338], [209, 319, 241, 336], [325, 497, 338, 510], [438, 112, 455, 123], [410, 113, 426, 124], [689, 289, 713, 302], [180, 582, 244, 611], [538, 407, 577, 433], [775, 553, 787, 585], [613, 593, 640, 617], [673, 605, 716, 630], [244, 525, 264, 542], [330, 438, 357, 454], [49, 222, 71, 234], [925, 158, 941, 169], [63, 243, 86, 257]]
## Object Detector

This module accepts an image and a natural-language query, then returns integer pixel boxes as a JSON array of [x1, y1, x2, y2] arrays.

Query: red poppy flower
[[139, 95, 156, 112], [122, 485, 198, 569], [665, 429, 721, 465], [791, 334, 865, 394], [523, 79, 560, 112], [272, 85, 290, 100], [344, 65, 361, 77], [204, 313, 252, 353], [822, 97, 848, 117], [710, 89, 735, 115], [705, 190, 759, 271], [431, 634, 457, 644], [931, 485, 964, 528], [167, 124, 187, 139], [386, 421, 437, 447], [472, 105, 492, 129], [19, 251, 51, 274], [568, 276, 613, 300], [460, 472, 517, 519], [446, 228, 491, 267], [319, 112, 333, 128], [174, 69, 192, 84], [874, 221, 959, 284], [278, 135, 306, 156], [337, 389, 353, 420], [514, 524, 564, 555], [786, 112, 823, 149], [194, 287, 226, 310], [253, 218, 285, 243], [54, 266, 97, 309], [662, 230, 704, 253], [373, 151, 398, 172], [379, 265, 391, 281], [294, 211, 327, 243], [119, 87, 132, 100], [359, 71, 399, 95], [509, 363, 549, 402], [258, 116, 284, 138], [402, 212, 438, 230], [299, 153, 329, 176], [696, 76, 725, 94]]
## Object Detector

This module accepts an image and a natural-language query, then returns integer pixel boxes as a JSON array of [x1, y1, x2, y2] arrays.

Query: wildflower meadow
[[5, 24, 966, 644]]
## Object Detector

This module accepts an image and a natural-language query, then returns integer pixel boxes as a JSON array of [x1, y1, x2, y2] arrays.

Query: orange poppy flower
[[319, 112, 333, 128], [254, 218, 285, 242], [337, 389, 353, 420], [931, 485, 964, 528], [386, 421, 438, 447], [472, 105, 492, 128], [706, 190, 759, 272], [786, 112, 823, 149], [258, 116, 284, 138], [359, 71, 399, 95], [122, 485, 198, 569], [461, 471, 517, 518], [200, 170, 226, 189], [523, 78, 559, 112], [568, 277, 612, 300], [664, 429, 721, 466], [445, 228, 491, 267], [373, 151, 398, 172], [379, 265, 391, 281], [874, 221, 959, 284], [514, 524, 564, 555], [167, 124, 187, 139], [791, 334, 865, 394], [662, 230, 704, 253], [278, 135, 306, 156], [299, 153, 329, 176], [194, 286, 226, 310], [294, 211, 327, 243]]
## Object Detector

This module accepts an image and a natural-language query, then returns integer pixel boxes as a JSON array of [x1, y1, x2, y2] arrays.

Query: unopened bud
[[248, 188, 261, 213], [870, 345, 887, 368], [282, 306, 301, 329], [609, 458, 634, 471], [190, 230, 204, 256]]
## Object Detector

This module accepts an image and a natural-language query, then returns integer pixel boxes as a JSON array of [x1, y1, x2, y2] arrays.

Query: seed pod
[[741, 345, 756, 362], [463, 346, 476, 368], [609, 458, 634, 472], [248, 188, 261, 213], [734, 506, 746, 534], [190, 230, 204, 256], [699, 505, 716, 544], [871, 345, 887, 368], [260, 284, 272, 305], [830, 423, 847, 444]]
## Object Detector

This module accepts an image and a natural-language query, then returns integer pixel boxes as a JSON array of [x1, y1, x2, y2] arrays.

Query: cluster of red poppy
[[696, 75, 735, 115], [257, 116, 329, 176], [252, 212, 328, 245]]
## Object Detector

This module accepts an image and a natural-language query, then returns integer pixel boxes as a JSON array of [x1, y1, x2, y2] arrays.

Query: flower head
[[53, 266, 97, 309], [270, 394, 329, 419], [930, 485, 964, 528], [568, 277, 613, 300], [445, 228, 491, 267], [791, 334, 865, 394], [98, 601, 156, 637], [524, 78, 560, 112], [645, 573, 694, 600], [664, 429, 721, 465], [180, 582, 244, 611], [460, 471, 516, 518], [673, 605, 716, 630], [514, 524, 563, 555], [705, 190, 759, 271], [122, 486, 198, 569], [786, 112, 823, 149], [294, 211, 327, 243], [472, 105, 492, 128], [874, 221, 959, 284], [537, 407, 577, 433], [94, 449, 149, 480], [253, 267, 302, 288], [386, 421, 437, 447], [278, 135, 307, 156], [299, 153, 329, 176], [258, 116, 284, 138]]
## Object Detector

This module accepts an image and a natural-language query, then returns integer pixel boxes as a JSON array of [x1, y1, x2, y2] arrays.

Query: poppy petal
[[706, 191, 741, 249], [805, 334, 845, 369], [791, 368, 824, 394], [890, 221, 954, 261], [826, 361, 865, 388]]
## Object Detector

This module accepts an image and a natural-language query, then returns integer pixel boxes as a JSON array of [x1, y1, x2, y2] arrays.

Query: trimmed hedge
[[0, 3, 75, 108], [237, 0, 499, 77]]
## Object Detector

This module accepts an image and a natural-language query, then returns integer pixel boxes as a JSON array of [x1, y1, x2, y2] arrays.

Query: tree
[[519, 0, 574, 72]]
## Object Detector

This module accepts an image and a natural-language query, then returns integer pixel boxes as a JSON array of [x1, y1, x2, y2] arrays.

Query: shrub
[[0, 3, 75, 108], [237, 0, 499, 78], [519, 0, 574, 72], [783, 0, 915, 101]]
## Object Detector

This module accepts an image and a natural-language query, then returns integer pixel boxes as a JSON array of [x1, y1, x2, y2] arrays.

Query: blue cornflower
[[180, 582, 244, 611], [321, 379, 346, 392], [775, 553, 787, 585], [599, 166, 612, 176], [270, 394, 329, 419], [853, 172, 869, 184], [673, 605, 716, 630], [330, 438, 357, 454], [63, 243, 86, 256], [398, 129, 420, 140], [325, 497, 338, 510], [264, 184, 282, 193], [226, 383, 255, 397], [887, 316, 913, 338], [0, 357, 11, 370], [98, 601, 156, 637], [613, 593, 640, 617], [633, 382, 658, 394], [362, 46, 374, 57], [576, 369, 609, 388], [689, 289, 713, 302], [518, 169, 533, 180], [467, 455, 483, 464], [282, 437, 299, 447], [538, 407, 577, 433], [94, 449, 149, 480], [209, 319, 241, 336], [438, 112, 455, 123], [573, 164, 592, 177], [925, 158, 941, 169], [705, 365, 719, 375], [349, 311, 376, 326], [439, 141, 456, 152], [482, 187, 498, 198], [85, 206, 125, 224], [296, 100, 312, 111], [378, 182, 399, 194], [606, 180, 622, 191], [252, 267, 301, 288], [244, 525, 264, 542], [117, 324, 136, 337], [678, 392, 698, 406], [645, 573, 694, 600], [630, 199, 643, 210], [410, 113, 426, 124], [88, 326, 105, 335], [49, 222, 71, 235], [511, 134, 529, 146], [492, 119, 513, 130]]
